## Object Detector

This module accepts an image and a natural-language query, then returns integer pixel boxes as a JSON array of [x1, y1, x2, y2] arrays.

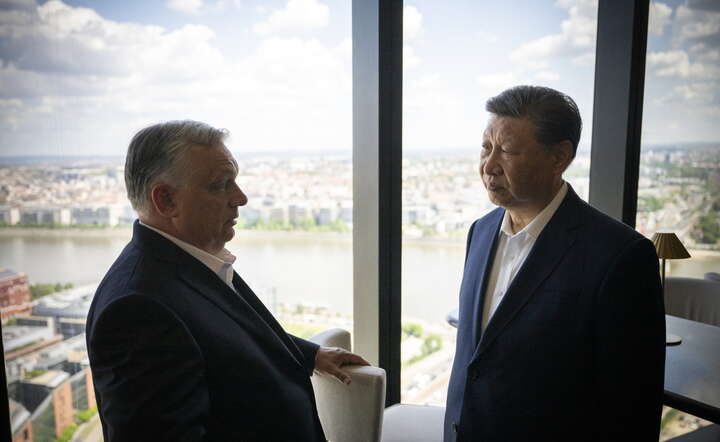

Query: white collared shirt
[[139, 221, 237, 292], [480, 182, 568, 333]]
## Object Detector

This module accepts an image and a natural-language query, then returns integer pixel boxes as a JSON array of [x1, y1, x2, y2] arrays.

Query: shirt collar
[[139, 221, 236, 275], [500, 181, 568, 240]]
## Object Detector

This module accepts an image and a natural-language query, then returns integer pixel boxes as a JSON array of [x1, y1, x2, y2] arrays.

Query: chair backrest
[[665, 276, 720, 327], [310, 328, 386, 442]]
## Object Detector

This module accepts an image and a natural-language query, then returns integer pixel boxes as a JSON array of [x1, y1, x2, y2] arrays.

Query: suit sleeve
[[290, 334, 320, 376], [593, 237, 665, 441], [89, 295, 210, 442]]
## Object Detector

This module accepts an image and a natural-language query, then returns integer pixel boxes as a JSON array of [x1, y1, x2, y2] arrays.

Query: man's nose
[[481, 149, 503, 176], [230, 183, 248, 207]]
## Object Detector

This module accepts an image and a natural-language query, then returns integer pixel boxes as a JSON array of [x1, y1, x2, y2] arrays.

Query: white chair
[[310, 328, 386, 442], [381, 404, 445, 442], [310, 328, 445, 442], [665, 276, 720, 327]]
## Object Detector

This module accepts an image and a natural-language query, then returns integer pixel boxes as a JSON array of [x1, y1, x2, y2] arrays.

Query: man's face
[[171, 144, 247, 254], [480, 115, 562, 212]]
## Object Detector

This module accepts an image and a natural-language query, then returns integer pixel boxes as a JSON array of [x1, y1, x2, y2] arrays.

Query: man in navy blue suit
[[86, 120, 367, 441], [444, 86, 665, 441]]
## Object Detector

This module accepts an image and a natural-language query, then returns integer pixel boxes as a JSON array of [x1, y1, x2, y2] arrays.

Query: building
[[13, 370, 74, 442], [31, 285, 95, 338], [19, 207, 71, 226], [0, 206, 20, 225], [2, 325, 55, 353], [6, 333, 96, 442], [0, 269, 32, 320], [71, 204, 123, 226], [9, 399, 32, 442]]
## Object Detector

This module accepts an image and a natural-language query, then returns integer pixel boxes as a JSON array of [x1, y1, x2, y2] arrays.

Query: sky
[[0, 0, 718, 156]]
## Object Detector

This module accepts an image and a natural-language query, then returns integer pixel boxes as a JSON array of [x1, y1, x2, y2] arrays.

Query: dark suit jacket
[[444, 186, 665, 442], [86, 221, 326, 442]]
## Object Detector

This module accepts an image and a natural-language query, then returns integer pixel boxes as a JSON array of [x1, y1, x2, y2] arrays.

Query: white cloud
[[0, 0, 352, 154], [535, 71, 560, 82], [647, 50, 720, 79], [572, 52, 595, 67], [649, 2, 673, 36], [404, 44, 420, 70], [0, 1, 227, 80], [166, 0, 204, 15], [404, 73, 478, 150], [476, 72, 519, 94], [401, 6, 423, 70], [510, 0, 597, 68], [253, 0, 329, 36], [675, 5, 720, 40], [404, 5, 422, 41], [653, 82, 719, 120]]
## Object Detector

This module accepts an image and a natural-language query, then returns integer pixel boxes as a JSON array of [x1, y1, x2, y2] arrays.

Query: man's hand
[[314, 347, 370, 385]]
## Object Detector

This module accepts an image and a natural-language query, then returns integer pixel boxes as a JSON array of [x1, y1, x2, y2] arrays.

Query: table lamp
[[650, 231, 691, 345]]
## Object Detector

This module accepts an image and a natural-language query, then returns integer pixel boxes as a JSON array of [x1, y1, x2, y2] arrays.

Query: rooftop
[[27, 369, 69, 388], [32, 284, 97, 319]]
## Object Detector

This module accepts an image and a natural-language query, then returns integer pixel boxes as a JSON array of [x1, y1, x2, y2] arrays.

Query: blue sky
[[0, 0, 717, 156]]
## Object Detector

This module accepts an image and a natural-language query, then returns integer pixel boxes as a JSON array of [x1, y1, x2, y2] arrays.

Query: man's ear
[[149, 183, 179, 217], [552, 140, 574, 174]]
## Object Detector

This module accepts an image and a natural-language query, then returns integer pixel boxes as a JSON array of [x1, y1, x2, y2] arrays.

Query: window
[[401, 0, 598, 405], [1, 0, 351, 440], [638, 1, 720, 279]]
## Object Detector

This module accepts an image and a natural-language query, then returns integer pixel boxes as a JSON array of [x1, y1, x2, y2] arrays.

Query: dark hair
[[124, 120, 228, 215], [486, 85, 582, 157]]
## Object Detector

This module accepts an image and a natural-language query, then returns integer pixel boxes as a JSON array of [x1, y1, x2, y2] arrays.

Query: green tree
[[53, 424, 78, 442], [422, 334, 443, 356], [638, 195, 663, 212], [76, 406, 97, 424], [697, 212, 720, 244], [402, 322, 423, 338], [30, 282, 74, 300]]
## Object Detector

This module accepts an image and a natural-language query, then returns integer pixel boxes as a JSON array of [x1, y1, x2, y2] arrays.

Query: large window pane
[[638, 0, 720, 280], [1, 1, 351, 440], [401, 0, 597, 405], [640, 2, 719, 438]]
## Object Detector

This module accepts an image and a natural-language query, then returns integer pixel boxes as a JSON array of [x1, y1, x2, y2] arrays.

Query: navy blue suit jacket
[[444, 187, 665, 442], [86, 222, 326, 442]]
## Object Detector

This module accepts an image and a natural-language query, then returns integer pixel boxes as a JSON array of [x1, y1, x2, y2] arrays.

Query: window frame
[[0, 2, 652, 434]]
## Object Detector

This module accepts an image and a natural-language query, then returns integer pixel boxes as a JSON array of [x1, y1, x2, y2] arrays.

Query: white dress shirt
[[140, 221, 237, 292], [480, 182, 568, 333]]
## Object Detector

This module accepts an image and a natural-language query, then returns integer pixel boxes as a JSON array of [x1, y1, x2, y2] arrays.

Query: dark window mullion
[[589, 0, 650, 227]]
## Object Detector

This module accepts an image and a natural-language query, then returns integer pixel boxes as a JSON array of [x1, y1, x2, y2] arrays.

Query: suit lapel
[[469, 211, 504, 347], [231, 273, 307, 365], [471, 188, 583, 362], [132, 223, 305, 369], [177, 258, 305, 368]]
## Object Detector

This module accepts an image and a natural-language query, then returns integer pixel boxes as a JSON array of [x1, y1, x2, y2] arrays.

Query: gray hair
[[486, 85, 582, 158], [124, 120, 228, 215]]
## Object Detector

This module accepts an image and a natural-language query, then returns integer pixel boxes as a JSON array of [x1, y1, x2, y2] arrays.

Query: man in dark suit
[[444, 86, 665, 441], [86, 120, 367, 442]]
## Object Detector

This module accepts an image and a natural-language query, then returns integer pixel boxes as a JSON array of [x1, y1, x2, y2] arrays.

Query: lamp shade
[[651, 232, 691, 259]]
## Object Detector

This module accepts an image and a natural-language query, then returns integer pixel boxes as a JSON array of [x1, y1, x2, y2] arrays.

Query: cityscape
[[1, 144, 719, 249], [1, 144, 718, 441]]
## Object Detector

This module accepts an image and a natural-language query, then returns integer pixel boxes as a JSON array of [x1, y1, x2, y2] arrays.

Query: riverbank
[[0, 226, 471, 248], [2, 226, 719, 254]]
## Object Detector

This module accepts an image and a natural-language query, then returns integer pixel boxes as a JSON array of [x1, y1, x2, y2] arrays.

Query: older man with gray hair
[[87, 120, 367, 442], [444, 86, 665, 441]]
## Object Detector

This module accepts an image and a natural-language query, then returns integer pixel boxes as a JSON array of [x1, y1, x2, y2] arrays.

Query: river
[[1, 228, 718, 326]]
